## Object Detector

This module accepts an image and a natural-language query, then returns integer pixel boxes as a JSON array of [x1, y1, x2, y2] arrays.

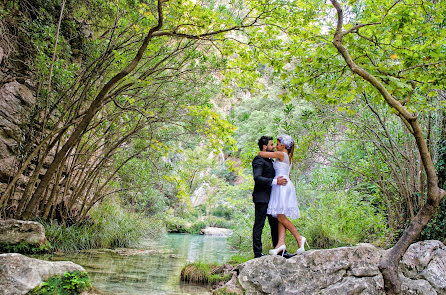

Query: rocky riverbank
[[214, 240, 446, 295]]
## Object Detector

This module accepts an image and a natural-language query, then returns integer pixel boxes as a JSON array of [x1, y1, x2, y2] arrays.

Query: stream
[[35, 234, 236, 295]]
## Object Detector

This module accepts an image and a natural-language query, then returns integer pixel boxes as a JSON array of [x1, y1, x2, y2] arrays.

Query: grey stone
[[200, 226, 233, 236], [238, 244, 385, 295], [237, 241, 446, 295], [400, 240, 444, 278], [0, 219, 46, 245], [0, 81, 33, 127], [401, 274, 437, 295], [420, 248, 446, 294], [0, 253, 85, 295]]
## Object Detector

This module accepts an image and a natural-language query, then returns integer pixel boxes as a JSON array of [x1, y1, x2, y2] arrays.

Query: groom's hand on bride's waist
[[276, 176, 287, 186]]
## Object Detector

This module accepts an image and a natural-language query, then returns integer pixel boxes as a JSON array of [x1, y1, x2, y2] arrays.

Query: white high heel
[[296, 236, 309, 254], [269, 244, 286, 256]]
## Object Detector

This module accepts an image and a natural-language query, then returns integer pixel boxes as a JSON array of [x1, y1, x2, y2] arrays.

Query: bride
[[258, 134, 309, 255]]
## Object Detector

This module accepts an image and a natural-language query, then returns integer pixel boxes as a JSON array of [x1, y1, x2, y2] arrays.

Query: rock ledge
[[232, 241, 446, 295]]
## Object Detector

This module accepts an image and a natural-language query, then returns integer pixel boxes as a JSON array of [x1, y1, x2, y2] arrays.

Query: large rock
[[0, 253, 85, 295], [200, 226, 233, 236], [0, 219, 46, 245], [236, 241, 446, 295]]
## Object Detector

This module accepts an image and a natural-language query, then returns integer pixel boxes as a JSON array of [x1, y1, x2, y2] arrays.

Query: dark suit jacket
[[252, 155, 275, 203]]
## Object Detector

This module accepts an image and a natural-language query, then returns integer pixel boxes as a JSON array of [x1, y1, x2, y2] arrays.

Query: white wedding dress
[[267, 152, 300, 219]]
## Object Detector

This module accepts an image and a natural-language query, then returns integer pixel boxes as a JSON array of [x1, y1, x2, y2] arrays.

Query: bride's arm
[[258, 151, 284, 161]]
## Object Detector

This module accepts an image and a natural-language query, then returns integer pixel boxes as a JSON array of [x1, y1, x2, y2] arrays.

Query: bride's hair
[[288, 144, 295, 165]]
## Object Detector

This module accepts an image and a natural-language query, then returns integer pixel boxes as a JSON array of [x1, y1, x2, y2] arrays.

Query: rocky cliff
[[0, 78, 36, 209]]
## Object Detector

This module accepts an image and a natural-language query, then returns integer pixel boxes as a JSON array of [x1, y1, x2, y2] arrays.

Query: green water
[[36, 234, 235, 295]]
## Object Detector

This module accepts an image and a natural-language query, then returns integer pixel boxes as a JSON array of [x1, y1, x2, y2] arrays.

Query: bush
[[164, 216, 190, 233], [28, 271, 91, 295], [295, 192, 389, 249], [420, 196, 446, 243], [211, 205, 234, 220], [188, 220, 208, 234], [0, 241, 52, 254], [205, 216, 233, 229]]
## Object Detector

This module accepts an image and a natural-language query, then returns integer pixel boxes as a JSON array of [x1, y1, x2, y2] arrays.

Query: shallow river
[[36, 234, 236, 295]]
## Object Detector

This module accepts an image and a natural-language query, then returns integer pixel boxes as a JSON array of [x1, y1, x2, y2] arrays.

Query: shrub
[[28, 271, 91, 295], [164, 216, 189, 233], [211, 205, 234, 220], [420, 196, 446, 243], [0, 241, 52, 254], [295, 191, 389, 249], [205, 216, 233, 229], [188, 220, 207, 234]]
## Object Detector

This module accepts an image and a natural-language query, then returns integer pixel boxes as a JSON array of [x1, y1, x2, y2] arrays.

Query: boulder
[[0, 253, 85, 295], [236, 241, 446, 295], [0, 219, 46, 245], [200, 226, 233, 236]]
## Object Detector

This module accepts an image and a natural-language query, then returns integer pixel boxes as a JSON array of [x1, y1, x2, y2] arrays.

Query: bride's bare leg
[[277, 214, 302, 247], [275, 222, 286, 248]]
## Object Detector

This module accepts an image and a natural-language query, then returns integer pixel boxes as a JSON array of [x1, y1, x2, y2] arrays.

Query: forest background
[[0, 0, 445, 290]]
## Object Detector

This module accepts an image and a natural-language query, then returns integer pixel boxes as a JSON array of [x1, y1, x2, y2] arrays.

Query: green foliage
[[27, 271, 91, 295], [210, 205, 234, 220], [43, 199, 162, 252], [212, 287, 241, 295], [420, 196, 446, 243], [227, 254, 250, 265], [0, 241, 52, 254], [227, 209, 257, 257], [295, 192, 389, 249]]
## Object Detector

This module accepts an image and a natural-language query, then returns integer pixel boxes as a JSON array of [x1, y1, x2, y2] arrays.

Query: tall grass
[[43, 199, 163, 252], [180, 262, 231, 285]]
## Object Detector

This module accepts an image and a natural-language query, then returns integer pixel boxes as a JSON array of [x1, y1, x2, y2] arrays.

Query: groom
[[252, 136, 294, 258]]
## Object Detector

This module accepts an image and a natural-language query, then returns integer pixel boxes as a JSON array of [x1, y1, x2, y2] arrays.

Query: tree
[[0, 0, 286, 221], [327, 0, 445, 293], [238, 0, 445, 292]]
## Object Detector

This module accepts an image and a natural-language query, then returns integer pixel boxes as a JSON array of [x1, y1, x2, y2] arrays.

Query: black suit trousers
[[253, 202, 278, 256]]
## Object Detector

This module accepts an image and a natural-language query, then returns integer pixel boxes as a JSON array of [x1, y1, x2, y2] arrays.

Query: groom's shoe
[[254, 253, 267, 258], [281, 251, 297, 259]]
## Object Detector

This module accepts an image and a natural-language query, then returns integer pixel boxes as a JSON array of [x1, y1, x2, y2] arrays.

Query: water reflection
[[35, 234, 235, 295]]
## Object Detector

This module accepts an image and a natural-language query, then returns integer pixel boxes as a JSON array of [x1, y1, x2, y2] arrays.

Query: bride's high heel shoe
[[269, 244, 286, 256], [296, 236, 310, 254]]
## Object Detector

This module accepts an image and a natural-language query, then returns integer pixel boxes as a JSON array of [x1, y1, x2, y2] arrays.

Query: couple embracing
[[252, 135, 308, 258]]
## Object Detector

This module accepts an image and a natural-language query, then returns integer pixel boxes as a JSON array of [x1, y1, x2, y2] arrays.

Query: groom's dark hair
[[258, 136, 273, 151]]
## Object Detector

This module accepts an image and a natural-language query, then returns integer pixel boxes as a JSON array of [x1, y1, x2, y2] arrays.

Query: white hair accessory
[[278, 134, 294, 149]]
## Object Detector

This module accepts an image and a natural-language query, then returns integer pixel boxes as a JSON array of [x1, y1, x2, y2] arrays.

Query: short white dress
[[267, 152, 300, 219]]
